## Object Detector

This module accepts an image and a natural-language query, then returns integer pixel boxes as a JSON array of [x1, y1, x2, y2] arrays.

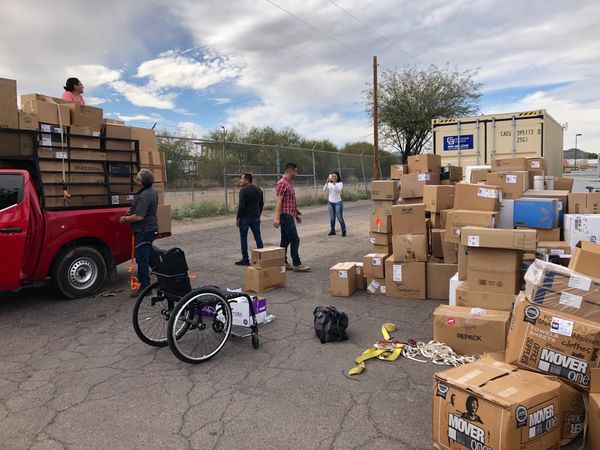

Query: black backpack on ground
[[313, 306, 349, 343]]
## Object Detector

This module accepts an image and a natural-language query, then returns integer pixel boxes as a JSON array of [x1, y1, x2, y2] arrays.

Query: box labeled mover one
[[423, 185, 455, 212], [455, 282, 516, 311], [363, 253, 387, 279], [514, 198, 562, 229], [444, 210, 497, 244], [366, 277, 386, 295], [407, 154, 441, 174], [244, 265, 286, 292], [564, 214, 600, 250], [568, 192, 600, 214], [384, 257, 426, 299], [369, 231, 391, 246], [453, 183, 501, 211], [371, 180, 399, 200], [390, 164, 408, 179], [467, 248, 522, 294], [251, 247, 285, 269], [491, 157, 527, 172], [460, 226, 537, 251], [370, 213, 391, 233], [433, 357, 561, 450], [399, 172, 440, 199], [392, 234, 428, 262], [426, 259, 457, 300], [485, 171, 528, 199], [505, 294, 600, 391], [433, 305, 510, 354], [329, 262, 357, 297], [391, 203, 426, 235]]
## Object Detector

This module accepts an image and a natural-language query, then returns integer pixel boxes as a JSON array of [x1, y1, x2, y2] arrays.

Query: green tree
[[156, 129, 197, 188], [364, 65, 482, 163]]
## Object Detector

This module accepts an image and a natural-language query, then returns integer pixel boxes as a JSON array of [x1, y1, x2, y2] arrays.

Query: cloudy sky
[[2, 0, 598, 151]]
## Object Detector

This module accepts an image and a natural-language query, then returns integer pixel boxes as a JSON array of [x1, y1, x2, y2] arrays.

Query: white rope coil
[[401, 340, 479, 367]]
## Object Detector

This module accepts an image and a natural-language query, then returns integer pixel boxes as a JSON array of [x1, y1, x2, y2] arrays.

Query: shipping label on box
[[366, 277, 386, 295]]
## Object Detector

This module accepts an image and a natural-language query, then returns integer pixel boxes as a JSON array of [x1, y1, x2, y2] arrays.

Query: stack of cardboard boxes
[[244, 247, 286, 293]]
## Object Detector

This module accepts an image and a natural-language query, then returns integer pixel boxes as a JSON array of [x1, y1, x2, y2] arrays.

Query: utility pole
[[575, 133, 582, 170], [373, 56, 379, 180]]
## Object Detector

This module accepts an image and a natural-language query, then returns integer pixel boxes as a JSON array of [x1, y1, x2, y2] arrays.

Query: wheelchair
[[132, 245, 260, 364]]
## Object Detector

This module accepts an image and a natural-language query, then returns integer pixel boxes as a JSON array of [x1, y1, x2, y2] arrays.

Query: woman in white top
[[323, 171, 347, 236]]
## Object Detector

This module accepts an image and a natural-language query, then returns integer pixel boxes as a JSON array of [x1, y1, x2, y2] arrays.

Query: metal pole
[[360, 152, 367, 195], [575, 133, 581, 170], [312, 149, 317, 197], [373, 55, 379, 180], [276, 145, 280, 179], [336, 150, 341, 176], [222, 127, 227, 213]]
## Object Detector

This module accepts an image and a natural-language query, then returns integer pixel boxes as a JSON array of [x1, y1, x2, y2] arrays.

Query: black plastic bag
[[313, 306, 349, 343]]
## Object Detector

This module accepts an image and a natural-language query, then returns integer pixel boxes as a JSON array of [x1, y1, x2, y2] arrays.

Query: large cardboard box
[[453, 183, 501, 212], [384, 257, 426, 299], [523, 189, 569, 213], [433, 357, 561, 450], [444, 210, 497, 244], [251, 247, 285, 269], [363, 253, 388, 279], [457, 245, 468, 280], [407, 154, 441, 174], [460, 226, 537, 251], [157, 204, 171, 234], [441, 165, 463, 182], [423, 185, 455, 212], [527, 157, 546, 188], [38, 147, 106, 162], [514, 198, 562, 229], [485, 171, 529, 199], [505, 293, 600, 391], [568, 192, 600, 214], [131, 126, 158, 153], [391, 203, 426, 235], [69, 125, 101, 150], [371, 243, 392, 254], [467, 248, 522, 294], [371, 180, 399, 200], [564, 214, 600, 250], [431, 229, 444, 258], [392, 234, 427, 262], [399, 172, 440, 199], [568, 241, 600, 279], [103, 124, 133, 151], [536, 241, 571, 256], [352, 262, 366, 289], [589, 370, 600, 449], [21, 94, 71, 126], [490, 156, 527, 172], [389, 164, 408, 180], [442, 240, 458, 264], [556, 380, 585, 446], [371, 200, 395, 216], [517, 226, 560, 242], [39, 160, 104, 174], [468, 167, 490, 183], [244, 265, 286, 292], [426, 260, 457, 300], [17, 110, 38, 131], [370, 213, 391, 233], [433, 305, 511, 354], [366, 277, 386, 295], [63, 103, 103, 129], [0, 78, 18, 128], [369, 231, 391, 246], [553, 177, 574, 192], [329, 262, 357, 297], [455, 282, 516, 311]]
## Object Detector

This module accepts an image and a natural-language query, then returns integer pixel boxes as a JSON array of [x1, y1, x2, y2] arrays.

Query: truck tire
[[52, 247, 107, 299]]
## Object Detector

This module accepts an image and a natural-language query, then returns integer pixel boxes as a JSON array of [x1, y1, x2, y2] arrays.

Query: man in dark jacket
[[236, 173, 264, 266]]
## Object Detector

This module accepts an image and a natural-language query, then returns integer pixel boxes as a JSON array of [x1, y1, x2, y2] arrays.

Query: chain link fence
[[157, 135, 388, 210]]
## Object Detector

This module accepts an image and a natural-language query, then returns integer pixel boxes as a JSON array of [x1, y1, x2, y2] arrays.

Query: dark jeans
[[134, 229, 158, 290], [240, 217, 264, 262], [279, 213, 301, 266], [328, 201, 346, 232]]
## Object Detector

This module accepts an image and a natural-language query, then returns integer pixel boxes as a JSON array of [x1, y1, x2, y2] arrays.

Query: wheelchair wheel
[[167, 287, 232, 364], [132, 283, 189, 347]]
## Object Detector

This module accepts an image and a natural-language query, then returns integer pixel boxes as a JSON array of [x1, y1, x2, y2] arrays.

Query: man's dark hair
[[64, 77, 81, 92], [241, 173, 253, 183], [284, 162, 297, 172]]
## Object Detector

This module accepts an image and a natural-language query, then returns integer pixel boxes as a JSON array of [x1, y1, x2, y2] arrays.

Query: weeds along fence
[[156, 135, 385, 215]]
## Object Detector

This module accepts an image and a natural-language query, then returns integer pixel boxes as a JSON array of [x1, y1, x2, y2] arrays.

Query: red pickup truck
[[0, 168, 134, 298]]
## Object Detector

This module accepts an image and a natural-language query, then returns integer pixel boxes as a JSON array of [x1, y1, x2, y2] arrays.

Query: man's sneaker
[[293, 264, 311, 272], [342, 231, 347, 237], [328, 231, 335, 236], [235, 260, 250, 266], [285, 262, 294, 270]]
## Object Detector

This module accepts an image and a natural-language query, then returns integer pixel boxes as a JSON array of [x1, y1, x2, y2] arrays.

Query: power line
[[264, 0, 371, 63], [327, 0, 424, 66]]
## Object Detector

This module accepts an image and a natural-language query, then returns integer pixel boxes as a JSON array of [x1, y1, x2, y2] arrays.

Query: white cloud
[[211, 98, 232, 105], [64, 65, 121, 89], [110, 80, 177, 109], [117, 114, 155, 122], [85, 96, 107, 106], [177, 121, 207, 137]]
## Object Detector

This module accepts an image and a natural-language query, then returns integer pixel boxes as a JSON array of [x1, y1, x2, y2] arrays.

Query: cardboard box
[[244, 265, 286, 292], [157, 204, 171, 234], [0, 133, 33, 157], [440, 209, 451, 229], [63, 103, 103, 129], [433, 357, 561, 450], [372, 243, 392, 254], [389, 164, 408, 179], [537, 241, 571, 256], [407, 154, 441, 174], [103, 118, 125, 125], [457, 244, 468, 280], [384, 257, 426, 299], [467, 248, 522, 294], [444, 210, 497, 244], [469, 168, 491, 184], [556, 380, 585, 446], [103, 124, 133, 151], [568, 192, 600, 214], [433, 305, 511, 354], [497, 198, 514, 229], [564, 214, 600, 250], [0, 78, 18, 129], [553, 177, 574, 193], [441, 165, 462, 182], [455, 282, 516, 311], [363, 253, 388, 279], [69, 125, 101, 149], [431, 229, 444, 258], [569, 241, 600, 278], [442, 240, 458, 264], [460, 226, 537, 251], [514, 198, 562, 229], [423, 185, 455, 212], [371, 180, 399, 200], [366, 277, 386, 295], [131, 127, 158, 153], [105, 150, 137, 163], [505, 293, 600, 390], [230, 295, 268, 326], [399, 172, 440, 199], [21, 95, 71, 126], [251, 247, 285, 269], [392, 234, 428, 262], [352, 262, 366, 289], [448, 273, 460, 306], [589, 370, 600, 449], [430, 212, 441, 229], [523, 189, 569, 213], [454, 183, 501, 212], [391, 203, 426, 235], [370, 213, 391, 233], [426, 259, 457, 300], [17, 110, 38, 131], [369, 231, 391, 246], [330, 262, 357, 297], [38, 147, 106, 162], [38, 160, 104, 174], [371, 200, 395, 216], [527, 157, 546, 172], [517, 226, 560, 242], [485, 171, 529, 199], [490, 156, 527, 172]]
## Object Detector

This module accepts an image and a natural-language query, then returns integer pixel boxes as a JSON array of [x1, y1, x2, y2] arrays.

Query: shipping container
[[432, 110, 564, 176]]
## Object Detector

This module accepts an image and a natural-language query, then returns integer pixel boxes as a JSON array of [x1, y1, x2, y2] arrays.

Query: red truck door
[[0, 173, 29, 290]]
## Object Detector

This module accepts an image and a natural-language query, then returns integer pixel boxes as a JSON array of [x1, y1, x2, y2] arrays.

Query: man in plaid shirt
[[273, 162, 311, 272]]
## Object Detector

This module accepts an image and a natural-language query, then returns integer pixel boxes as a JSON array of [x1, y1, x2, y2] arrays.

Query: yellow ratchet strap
[[348, 323, 404, 376]]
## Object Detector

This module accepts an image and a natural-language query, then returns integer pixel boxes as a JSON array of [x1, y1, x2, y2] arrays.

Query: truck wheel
[[52, 247, 107, 299]]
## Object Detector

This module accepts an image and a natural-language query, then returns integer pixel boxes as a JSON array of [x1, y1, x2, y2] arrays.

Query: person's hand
[[236, 218, 240, 228], [296, 215, 302, 224], [119, 216, 127, 224], [273, 217, 280, 228]]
